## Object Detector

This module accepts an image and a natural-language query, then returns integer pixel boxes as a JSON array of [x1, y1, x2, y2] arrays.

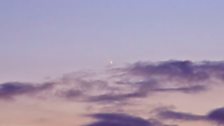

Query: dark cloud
[[92, 60, 224, 102], [85, 113, 165, 126], [27, 61, 224, 102], [1, 60, 224, 103], [122, 60, 224, 82], [207, 107, 224, 124], [157, 107, 224, 125], [1, 60, 223, 126], [0, 82, 53, 100]]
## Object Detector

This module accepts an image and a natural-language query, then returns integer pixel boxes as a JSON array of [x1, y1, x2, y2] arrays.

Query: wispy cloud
[[0, 60, 223, 126], [157, 109, 204, 121], [85, 113, 176, 126], [122, 60, 224, 82], [1, 60, 224, 103], [156, 107, 224, 125], [0, 82, 53, 100]]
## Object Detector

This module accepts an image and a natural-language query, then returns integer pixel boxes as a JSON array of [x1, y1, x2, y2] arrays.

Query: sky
[[0, 0, 224, 126]]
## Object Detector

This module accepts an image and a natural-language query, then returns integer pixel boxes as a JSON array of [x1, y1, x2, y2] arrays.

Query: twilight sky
[[0, 0, 224, 126]]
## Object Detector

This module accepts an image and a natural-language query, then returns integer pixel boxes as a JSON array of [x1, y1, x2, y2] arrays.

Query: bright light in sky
[[109, 60, 113, 65]]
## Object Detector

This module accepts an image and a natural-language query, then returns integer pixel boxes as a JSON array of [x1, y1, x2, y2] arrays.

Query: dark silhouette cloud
[[122, 60, 224, 82], [0, 82, 53, 100], [85, 113, 165, 126], [157, 107, 224, 125], [207, 107, 224, 124]]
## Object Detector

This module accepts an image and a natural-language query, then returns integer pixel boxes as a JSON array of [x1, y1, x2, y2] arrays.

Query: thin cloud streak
[[0, 82, 53, 100], [85, 113, 176, 126]]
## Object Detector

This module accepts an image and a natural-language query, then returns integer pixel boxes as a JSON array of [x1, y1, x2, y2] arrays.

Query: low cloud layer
[[85, 113, 176, 126], [0, 60, 224, 126], [0, 60, 224, 102], [157, 109, 204, 121], [123, 60, 224, 82], [157, 107, 224, 125]]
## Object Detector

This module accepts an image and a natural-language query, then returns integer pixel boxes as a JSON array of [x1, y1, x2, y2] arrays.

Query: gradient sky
[[1, 0, 224, 82], [1, 0, 224, 126]]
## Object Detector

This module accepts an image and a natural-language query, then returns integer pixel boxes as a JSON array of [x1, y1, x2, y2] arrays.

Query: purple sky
[[0, 1, 224, 126]]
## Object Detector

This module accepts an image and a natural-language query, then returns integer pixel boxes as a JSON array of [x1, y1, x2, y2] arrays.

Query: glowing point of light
[[109, 60, 113, 65]]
